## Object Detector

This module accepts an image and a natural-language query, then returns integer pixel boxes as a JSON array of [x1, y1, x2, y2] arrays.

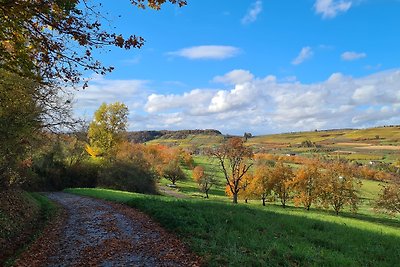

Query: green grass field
[[64, 126, 400, 265], [66, 188, 400, 267]]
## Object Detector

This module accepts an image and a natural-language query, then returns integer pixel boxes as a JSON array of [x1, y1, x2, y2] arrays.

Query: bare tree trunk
[[233, 193, 238, 204], [262, 197, 265, 206]]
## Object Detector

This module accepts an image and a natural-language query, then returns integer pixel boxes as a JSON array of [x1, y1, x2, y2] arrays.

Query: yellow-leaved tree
[[291, 162, 323, 210]]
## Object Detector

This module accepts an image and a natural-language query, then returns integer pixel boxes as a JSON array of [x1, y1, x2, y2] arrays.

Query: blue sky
[[74, 0, 400, 135]]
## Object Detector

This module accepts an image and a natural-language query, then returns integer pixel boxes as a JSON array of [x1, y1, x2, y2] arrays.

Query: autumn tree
[[250, 165, 273, 206], [161, 161, 186, 185], [192, 166, 216, 198], [375, 183, 400, 214], [319, 162, 362, 215], [239, 173, 253, 203], [291, 162, 323, 210], [269, 161, 294, 208], [181, 151, 194, 169], [88, 102, 128, 157], [210, 137, 253, 204], [0, 0, 186, 85], [0, 70, 74, 189]]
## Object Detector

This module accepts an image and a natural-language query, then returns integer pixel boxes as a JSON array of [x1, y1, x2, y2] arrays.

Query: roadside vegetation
[[0, 191, 57, 266]]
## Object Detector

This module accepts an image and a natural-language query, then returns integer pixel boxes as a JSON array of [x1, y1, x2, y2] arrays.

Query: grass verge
[[66, 188, 400, 267], [0, 191, 57, 266]]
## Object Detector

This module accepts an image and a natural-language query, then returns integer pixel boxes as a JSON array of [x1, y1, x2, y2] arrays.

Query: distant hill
[[131, 126, 399, 164], [127, 129, 222, 143]]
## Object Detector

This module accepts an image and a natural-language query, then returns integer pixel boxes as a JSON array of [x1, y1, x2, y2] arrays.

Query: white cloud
[[72, 70, 400, 134], [212, 69, 254, 85], [167, 45, 240, 60], [73, 75, 149, 119], [314, 0, 352, 19], [292, 47, 313, 65], [142, 69, 400, 134], [341, 51, 367, 61], [241, 0, 263, 24]]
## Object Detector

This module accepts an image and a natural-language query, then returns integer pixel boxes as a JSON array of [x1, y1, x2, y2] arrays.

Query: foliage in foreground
[[66, 188, 400, 267], [0, 191, 56, 266]]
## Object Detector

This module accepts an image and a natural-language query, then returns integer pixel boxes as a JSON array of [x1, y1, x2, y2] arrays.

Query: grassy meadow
[[66, 127, 400, 265], [66, 187, 400, 266], [51, 126, 400, 265]]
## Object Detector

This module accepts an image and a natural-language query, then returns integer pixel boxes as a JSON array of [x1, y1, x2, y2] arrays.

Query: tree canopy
[[210, 137, 253, 204], [88, 102, 128, 156], [0, 0, 186, 85]]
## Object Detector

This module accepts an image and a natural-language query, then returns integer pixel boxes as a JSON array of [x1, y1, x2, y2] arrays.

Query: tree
[[0, 0, 186, 85], [250, 165, 273, 206], [319, 162, 361, 215], [375, 183, 400, 214], [88, 102, 128, 157], [243, 132, 252, 141], [0, 69, 67, 189], [162, 161, 186, 185], [210, 137, 253, 204], [269, 161, 294, 208], [181, 151, 194, 169], [291, 162, 322, 210], [192, 165, 216, 198], [0, 71, 40, 187]]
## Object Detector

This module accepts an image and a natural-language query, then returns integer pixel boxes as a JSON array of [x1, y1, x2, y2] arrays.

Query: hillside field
[[66, 187, 400, 267], [145, 126, 400, 164]]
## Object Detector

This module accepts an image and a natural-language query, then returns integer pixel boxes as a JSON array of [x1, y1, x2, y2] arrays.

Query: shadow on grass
[[67, 188, 400, 267], [262, 202, 400, 229]]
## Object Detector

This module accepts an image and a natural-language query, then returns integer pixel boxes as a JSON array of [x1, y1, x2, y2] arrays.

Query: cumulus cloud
[[292, 47, 314, 65], [73, 75, 149, 118], [241, 0, 263, 24], [167, 45, 240, 60], [72, 70, 400, 134], [212, 69, 255, 85], [314, 0, 352, 19], [143, 69, 400, 134], [341, 51, 367, 61]]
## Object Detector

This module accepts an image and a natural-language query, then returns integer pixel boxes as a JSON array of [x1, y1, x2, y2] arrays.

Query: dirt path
[[14, 192, 200, 267], [158, 185, 189, 199]]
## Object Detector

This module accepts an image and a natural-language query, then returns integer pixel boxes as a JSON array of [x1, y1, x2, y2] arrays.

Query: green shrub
[[98, 160, 157, 194]]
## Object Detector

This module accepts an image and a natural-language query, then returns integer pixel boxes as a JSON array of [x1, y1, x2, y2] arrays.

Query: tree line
[[198, 137, 400, 215]]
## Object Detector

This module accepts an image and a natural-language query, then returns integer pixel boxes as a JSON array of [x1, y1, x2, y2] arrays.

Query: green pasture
[[66, 188, 400, 267]]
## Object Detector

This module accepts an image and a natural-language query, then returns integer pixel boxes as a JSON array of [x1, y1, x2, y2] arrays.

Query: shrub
[[97, 161, 157, 194]]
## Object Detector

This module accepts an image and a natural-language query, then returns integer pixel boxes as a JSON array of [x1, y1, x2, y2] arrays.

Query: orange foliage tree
[[181, 151, 194, 169], [291, 162, 323, 210], [249, 165, 273, 206], [319, 162, 362, 215], [269, 161, 294, 208], [375, 183, 400, 214], [210, 137, 253, 204]]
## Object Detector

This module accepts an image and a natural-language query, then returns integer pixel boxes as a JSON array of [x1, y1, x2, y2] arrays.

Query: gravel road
[[14, 192, 200, 267]]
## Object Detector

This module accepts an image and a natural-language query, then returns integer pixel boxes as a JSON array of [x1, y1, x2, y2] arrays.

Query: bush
[[98, 161, 157, 194]]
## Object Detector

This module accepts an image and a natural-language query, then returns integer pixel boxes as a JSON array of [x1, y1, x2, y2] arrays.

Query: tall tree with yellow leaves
[[291, 162, 323, 210]]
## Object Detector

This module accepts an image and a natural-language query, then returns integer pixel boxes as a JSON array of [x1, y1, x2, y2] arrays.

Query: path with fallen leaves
[[15, 192, 200, 267]]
